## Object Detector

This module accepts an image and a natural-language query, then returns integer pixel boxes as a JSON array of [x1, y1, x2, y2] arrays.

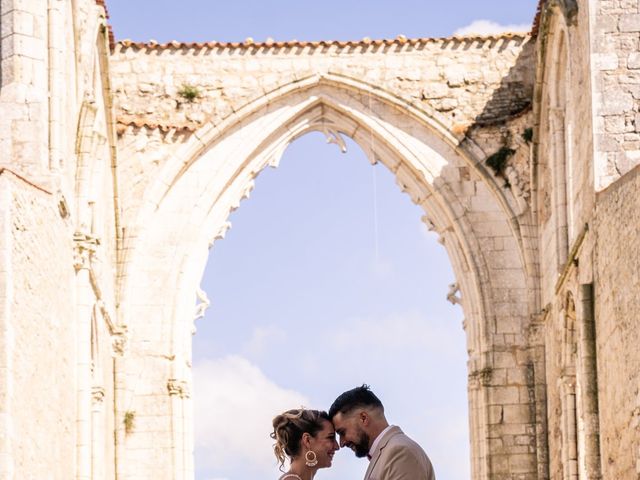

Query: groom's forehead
[[332, 410, 356, 427], [332, 411, 347, 426]]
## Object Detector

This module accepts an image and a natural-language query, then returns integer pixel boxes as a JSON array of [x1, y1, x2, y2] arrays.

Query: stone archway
[[115, 66, 538, 478]]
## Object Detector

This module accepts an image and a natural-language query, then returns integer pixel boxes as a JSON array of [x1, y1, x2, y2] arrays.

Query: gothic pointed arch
[[116, 72, 538, 479], [536, 5, 572, 272]]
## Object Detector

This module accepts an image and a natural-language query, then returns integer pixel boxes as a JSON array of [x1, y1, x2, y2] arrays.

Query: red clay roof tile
[[531, 0, 546, 37], [115, 32, 530, 53]]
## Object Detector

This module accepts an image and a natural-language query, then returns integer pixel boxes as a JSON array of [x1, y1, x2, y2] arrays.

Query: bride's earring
[[305, 450, 318, 467]]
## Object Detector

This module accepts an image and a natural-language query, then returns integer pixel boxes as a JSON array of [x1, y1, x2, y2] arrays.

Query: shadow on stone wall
[[473, 37, 536, 127]]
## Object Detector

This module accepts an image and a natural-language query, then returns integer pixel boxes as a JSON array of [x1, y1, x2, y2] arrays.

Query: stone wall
[[590, 0, 640, 189], [0, 1, 119, 479], [0, 0, 49, 174], [112, 35, 536, 232], [534, 3, 601, 478], [594, 163, 640, 479], [112, 35, 534, 129], [0, 172, 76, 479]]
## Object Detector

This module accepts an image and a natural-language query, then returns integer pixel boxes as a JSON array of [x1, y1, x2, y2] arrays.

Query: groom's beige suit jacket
[[363, 426, 435, 480]]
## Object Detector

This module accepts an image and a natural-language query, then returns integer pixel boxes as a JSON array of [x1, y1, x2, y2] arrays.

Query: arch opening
[[117, 77, 534, 480], [190, 131, 470, 479]]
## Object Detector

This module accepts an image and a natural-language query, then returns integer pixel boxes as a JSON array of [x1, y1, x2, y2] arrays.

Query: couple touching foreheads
[[271, 385, 436, 480]]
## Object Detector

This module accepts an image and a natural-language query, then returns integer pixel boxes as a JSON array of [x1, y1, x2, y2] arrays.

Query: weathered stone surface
[[594, 164, 640, 480], [1, 0, 640, 479], [619, 13, 640, 32]]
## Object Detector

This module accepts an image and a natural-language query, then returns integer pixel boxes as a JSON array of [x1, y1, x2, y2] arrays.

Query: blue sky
[[106, 1, 539, 479]]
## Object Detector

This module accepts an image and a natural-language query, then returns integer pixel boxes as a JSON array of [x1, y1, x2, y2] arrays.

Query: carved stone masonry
[[421, 214, 446, 245], [167, 379, 191, 398], [111, 331, 128, 356], [192, 287, 211, 334], [73, 231, 100, 271], [211, 221, 232, 246], [92, 386, 106, 405], [468, 366, 493, 389], [447, 282, 462, 305], [321, 127, 348, 153]]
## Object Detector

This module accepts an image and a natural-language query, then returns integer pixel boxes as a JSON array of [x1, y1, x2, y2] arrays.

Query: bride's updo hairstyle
[[271, 409, 330, 468]]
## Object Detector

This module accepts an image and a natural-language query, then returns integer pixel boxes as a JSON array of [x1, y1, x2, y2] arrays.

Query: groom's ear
[[359, 410, 370, 426]]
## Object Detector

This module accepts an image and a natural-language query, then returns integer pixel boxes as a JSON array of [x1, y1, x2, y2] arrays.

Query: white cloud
[[193, 355, 309, 474], [453, 20, 531, 36], [242, 325, 288, 359]]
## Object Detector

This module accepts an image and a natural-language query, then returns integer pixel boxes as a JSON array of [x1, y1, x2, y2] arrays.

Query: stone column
[[91, 385, 106, 480], [467, 363, 490, 480], [578, 283, 601, 479], [168, 376, 191, 480], [549, 107, 569, 270], [47, 0, 64, 172], [74, 233, 98, 480]]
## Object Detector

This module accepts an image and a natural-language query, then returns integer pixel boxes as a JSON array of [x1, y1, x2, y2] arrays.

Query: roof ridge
[[115, 32, 530, 51]]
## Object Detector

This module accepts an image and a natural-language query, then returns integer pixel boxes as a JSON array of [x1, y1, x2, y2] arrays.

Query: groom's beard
[[353, 431, 371, 458]]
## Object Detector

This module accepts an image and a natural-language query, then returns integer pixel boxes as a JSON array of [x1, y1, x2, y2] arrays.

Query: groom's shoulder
[[388, 428, 424, 451]]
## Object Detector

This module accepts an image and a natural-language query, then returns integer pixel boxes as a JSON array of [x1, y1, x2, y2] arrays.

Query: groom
[[329, 385, 435, 480]]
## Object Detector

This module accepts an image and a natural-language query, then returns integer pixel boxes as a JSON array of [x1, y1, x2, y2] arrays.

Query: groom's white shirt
[[368, 424, 393, 458]]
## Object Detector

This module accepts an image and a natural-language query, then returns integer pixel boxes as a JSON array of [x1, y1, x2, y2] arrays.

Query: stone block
[[628, 53, 640, 69], [421, 82, 448, 99], [490, 386, 520, 404], [503, 404, 531, 423], [596, 14, 619, 33], [508, 452, 536, 473], [624, 149, 640, 168], [600, 91, 634, 115], [492, 269, 526, 289], [445, 65, 466, 87], [1, 10, 34, 38], [507, 368, 527, 385], [8, 33, 45, 61], [490, 368, 507, 385], [493, 351, 517, 369], [488, 437, 504, 450], [470, 193, 500, 212], [595, 53, 619, 71], [619, 72, 640, 84], [489, 405, 503, 424], [496, 316, 522, 334], [598, 133, 622, 151], [619, 14, 640, 32]]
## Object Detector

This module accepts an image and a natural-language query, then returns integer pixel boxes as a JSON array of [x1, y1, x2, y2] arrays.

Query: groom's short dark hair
[[329, 384, 384, 418]]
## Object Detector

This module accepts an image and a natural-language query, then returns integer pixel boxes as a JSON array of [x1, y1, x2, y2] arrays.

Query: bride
[[271, 409, 340, 480]]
